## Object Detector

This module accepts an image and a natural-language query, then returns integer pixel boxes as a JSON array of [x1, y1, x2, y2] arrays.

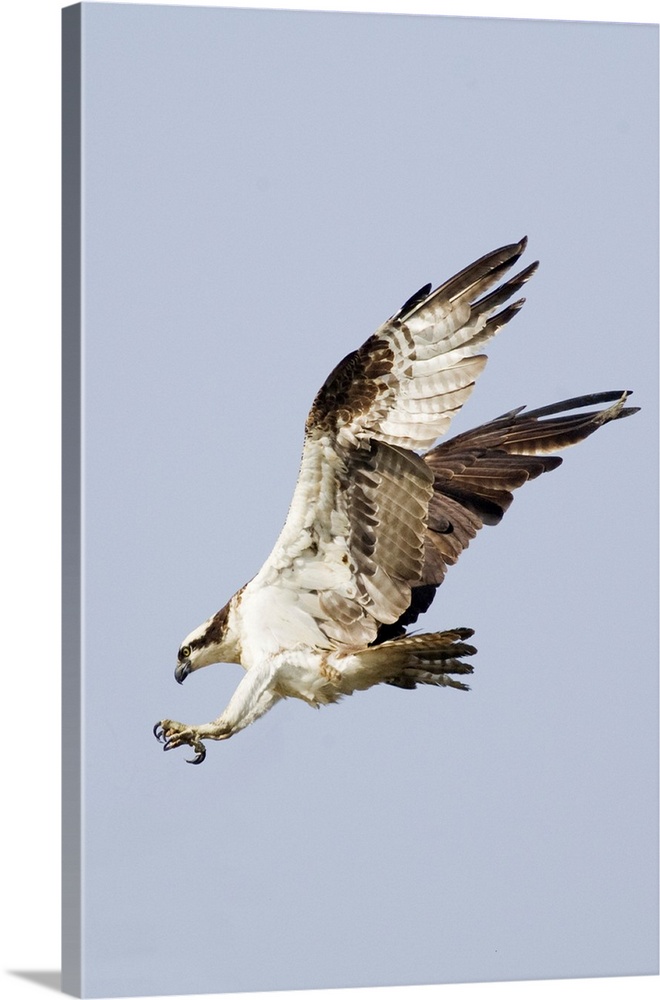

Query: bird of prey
[[154, 237, 637, 763]]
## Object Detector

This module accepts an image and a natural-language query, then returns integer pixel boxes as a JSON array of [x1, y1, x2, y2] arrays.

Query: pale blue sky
[[71, 4, 657, 996]]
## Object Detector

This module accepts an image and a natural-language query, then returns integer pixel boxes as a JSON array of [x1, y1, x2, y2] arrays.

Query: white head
[[174, 600, 239, 683]]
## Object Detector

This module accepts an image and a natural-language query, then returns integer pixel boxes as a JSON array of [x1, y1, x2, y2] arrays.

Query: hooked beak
[[174, 659, 192, 685]]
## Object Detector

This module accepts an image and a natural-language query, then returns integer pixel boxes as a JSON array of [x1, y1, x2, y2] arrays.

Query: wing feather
[[306, 237, 535, 451], [373, 391, 638, 643], [253, 239, 548, 649]]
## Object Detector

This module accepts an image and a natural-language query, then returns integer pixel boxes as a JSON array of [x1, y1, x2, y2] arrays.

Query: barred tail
[[357, 628, 477, 692]]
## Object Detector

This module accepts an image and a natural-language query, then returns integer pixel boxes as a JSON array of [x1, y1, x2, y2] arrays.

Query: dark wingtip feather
[[522, 391, 636, 421], [398, 282, 433, 318]]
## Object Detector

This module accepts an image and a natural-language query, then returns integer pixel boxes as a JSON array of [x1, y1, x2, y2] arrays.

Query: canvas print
[[62, 3, 658, 998]]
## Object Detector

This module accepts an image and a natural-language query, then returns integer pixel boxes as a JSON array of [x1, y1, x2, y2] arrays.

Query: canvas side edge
[[62, 4, 82, 997]]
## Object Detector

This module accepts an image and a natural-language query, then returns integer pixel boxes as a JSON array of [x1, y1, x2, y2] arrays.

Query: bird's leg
[[154, 660, 281, 764]]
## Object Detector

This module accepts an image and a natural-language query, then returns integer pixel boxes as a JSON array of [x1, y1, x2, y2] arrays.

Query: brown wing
[[258, 238, 537, 650], [306, 237, 537, 451], [372, 391, 639, 644]]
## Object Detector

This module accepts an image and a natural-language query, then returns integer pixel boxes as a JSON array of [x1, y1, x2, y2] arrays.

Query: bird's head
[[174, 601, 238, 684], [174, 639, 202, 684]]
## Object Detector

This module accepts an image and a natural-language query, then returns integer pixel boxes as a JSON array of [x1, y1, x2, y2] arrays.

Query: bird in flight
[[154, 237, 637, 763]]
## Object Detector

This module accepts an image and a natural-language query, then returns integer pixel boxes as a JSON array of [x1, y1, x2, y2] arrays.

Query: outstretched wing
[[254, 238, 536, 650], [306, 237, 537, 451], [373, 391, 639, 643]]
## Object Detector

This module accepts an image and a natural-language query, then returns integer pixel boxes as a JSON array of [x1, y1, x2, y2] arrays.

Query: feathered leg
[[154, 662, 282, 763]]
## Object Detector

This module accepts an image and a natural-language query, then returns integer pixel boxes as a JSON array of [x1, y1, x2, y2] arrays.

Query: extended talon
[[163, 731, 190, 752], [187, 744, 207, 765], [155, 719, 210, 764]]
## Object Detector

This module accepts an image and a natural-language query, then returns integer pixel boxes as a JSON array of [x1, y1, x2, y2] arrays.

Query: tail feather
[[357, 629, 477, 692]]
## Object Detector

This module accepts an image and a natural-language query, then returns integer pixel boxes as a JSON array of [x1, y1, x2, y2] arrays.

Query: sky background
[[63, 3, 658, 997]]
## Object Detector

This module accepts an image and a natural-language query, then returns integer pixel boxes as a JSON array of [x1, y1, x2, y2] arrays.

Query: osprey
[[154, 238, 637, 763]]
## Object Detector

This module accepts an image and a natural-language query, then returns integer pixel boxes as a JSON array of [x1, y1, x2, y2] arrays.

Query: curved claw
[[156, 722, 208, 763]]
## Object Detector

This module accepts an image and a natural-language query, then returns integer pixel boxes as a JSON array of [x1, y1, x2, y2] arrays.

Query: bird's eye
[[180, 645, 191, 659]]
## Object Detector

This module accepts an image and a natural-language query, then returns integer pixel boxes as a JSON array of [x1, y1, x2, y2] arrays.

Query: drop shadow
[[10, 971, 62, 993]]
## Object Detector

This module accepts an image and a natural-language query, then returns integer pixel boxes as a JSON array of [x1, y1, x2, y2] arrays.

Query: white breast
[[235, 575, 332, 666]]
